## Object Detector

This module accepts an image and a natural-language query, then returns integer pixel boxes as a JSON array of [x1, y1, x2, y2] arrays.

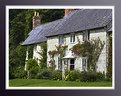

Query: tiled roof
[[22, 19, 63, 45], [22, 9, 112, 45]]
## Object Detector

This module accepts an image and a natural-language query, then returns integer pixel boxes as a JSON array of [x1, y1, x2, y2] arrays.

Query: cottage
[[22, 9, 112, 74]]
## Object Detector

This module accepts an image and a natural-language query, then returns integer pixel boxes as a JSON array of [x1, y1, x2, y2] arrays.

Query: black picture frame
[[0, 0, 120, 96]]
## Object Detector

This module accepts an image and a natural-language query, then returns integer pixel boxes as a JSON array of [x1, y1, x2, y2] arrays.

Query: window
[[83, 30, 90, 41], [82, 58, 87, 71], [70, 59, 75, 70], [63, 49, 66, 57], [70, 34, 75, 43], [34, 44, 37, 52], [59, 35, 64, 44], [58, 58, 62, 70]]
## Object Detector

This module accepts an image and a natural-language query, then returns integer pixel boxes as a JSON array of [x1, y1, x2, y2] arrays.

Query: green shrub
[[80, 71, 88, 82], [26, 59, 40, 79], [52, 70, 62, 80], [80, 71, 105, 82], [96, 72, 105, 81], [36, 69, 53, 80], [14, 66, 27, 79], [64, 70, 81, 81]]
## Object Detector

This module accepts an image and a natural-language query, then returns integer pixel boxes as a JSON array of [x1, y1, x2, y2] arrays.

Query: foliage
[[71, 38, 105, 71], [107, 33, 112, 79], [52, 70, 62, 80], [9, 45, 26, 79], [55, 45, 68, 58], [26, 59, 39, 79], [48, 50, 57, 70], [14, 66, 27, 79], [48, 60, 56, 70], [48, 45, 68, 70], [36, 69, 53, 79], [48, 50, 58, 58], [38, 42, 47, 69], [9, 9, 64, 79], [80, 71, 105, 82], [64, 70, 81, 81]]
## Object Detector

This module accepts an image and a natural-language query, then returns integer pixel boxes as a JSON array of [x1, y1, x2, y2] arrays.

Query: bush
[[80, 71, 105, 82], [96, 72, 105, 81], [14, 66, 27, 79], [36, 69, 53, 80], [52, 70, 62, 80], [26, 59, 40, 79], [64, 70, 81, 81]]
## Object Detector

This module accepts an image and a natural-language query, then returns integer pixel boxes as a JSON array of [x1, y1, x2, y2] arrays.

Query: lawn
[[9, 79, 112, 87]]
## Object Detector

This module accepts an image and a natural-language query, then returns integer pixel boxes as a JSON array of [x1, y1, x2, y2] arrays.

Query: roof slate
[[22, 9, 112, 45]]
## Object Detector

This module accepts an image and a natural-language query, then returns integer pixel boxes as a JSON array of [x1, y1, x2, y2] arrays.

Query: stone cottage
[[22, 9, 112, 74]]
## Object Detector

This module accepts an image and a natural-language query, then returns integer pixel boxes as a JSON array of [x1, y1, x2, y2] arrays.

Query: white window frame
[[70, 33, 75, 43], [34, 44, 37, 52], [58, 57, 62, 70], [59, 35, 64, 44], [82, 57, 87, 71], [83, 30, 90, 41]]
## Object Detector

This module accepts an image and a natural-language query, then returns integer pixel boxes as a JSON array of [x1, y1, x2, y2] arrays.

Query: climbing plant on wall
[[38, 42, 47, 69], [55, 45, 68, 59], [71, 38, 105, 72], [48, 45, 68, 70], [48, 50, 57, 70]]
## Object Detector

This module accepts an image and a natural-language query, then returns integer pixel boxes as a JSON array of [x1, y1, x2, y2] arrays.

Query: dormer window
[[70, 33, 75, 43], [59, 35, 64, 44], [83, 30, 90, 41]]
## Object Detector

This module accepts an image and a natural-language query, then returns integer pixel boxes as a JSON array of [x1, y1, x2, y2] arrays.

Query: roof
[[46, 9, 112, 36], [22, 19, 63, 45], [22, 9, 112, 45]]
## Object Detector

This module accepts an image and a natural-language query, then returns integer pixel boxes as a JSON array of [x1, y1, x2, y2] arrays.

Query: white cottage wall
[[90, 29, 107, 73], [33, 44, 42, 63], [47, 28, 108, 73], [47, 36, 59, 69]]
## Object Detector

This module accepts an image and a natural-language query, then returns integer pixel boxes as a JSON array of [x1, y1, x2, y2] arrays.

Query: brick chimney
[[65, 9, 74, 16], [33, 11, 41, 28]]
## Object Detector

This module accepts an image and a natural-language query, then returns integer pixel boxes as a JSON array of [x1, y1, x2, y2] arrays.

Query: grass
[[9, 79, 112, 87]]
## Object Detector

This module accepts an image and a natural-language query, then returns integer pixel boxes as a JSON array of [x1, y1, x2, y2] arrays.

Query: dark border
[[0, 0, 121, 96]]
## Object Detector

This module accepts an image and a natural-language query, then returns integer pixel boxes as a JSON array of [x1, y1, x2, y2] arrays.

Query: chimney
[[65, 9, 74, 16], [33, 11, 41, 28]]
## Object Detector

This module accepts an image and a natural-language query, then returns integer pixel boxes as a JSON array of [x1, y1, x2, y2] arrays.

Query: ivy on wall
[[71, 38, 105, 72], [48, 45, 68, 70], [38, 42, 47, 69]]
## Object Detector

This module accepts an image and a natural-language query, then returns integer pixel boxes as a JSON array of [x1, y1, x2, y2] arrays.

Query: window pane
[[70, 65, 74, 70], [59, 35, 64, 44], [70, 34, 75, 43], [83, 31, 90, 41], [70, 59, 74, 64], [82, 58, 87, 70]]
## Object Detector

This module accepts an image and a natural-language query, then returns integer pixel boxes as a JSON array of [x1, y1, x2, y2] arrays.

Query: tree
[[9, 9, 64, 79], [26, 59, 39, 79], [38, 42, 47, 69], [107, 33, 112, 79]]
